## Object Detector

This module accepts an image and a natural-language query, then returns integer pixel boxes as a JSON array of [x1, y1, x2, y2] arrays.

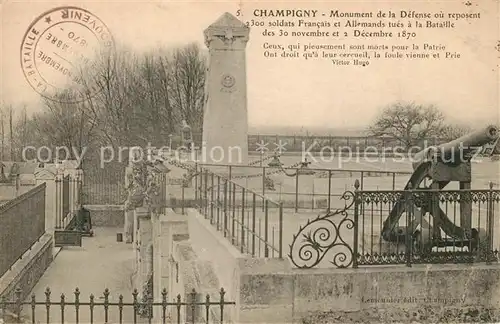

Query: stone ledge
[[300, 306, 500, 324], [174, 240, 231, 323], [186, 208, 242, 259], [83, 204, 124, 211], [0, 233, 53, 307]]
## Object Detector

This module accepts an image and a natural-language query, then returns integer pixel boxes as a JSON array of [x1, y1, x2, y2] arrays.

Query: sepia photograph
[[0, 0, 499, 323]]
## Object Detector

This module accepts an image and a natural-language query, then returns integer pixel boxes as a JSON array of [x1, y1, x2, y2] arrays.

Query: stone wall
[[0, 182, 35, 201], [181, 208, 500, 323], [295, 265, 500, 323], [84, 205, 125, 227], [0, 234, 53, 314]]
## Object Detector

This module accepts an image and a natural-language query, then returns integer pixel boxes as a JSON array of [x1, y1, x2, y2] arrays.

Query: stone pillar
[[75, 169, 83, 207], [151, 211, 189, 321], [34, 167, 57, 234], [55, 170, 64, 229], [133, 207, 151, 295], [124, 166, 134, 243], [203, 13, 250, 165]]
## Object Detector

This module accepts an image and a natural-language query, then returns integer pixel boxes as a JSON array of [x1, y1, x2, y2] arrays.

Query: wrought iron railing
[[0, 183, 46, 277], [1, 287, 235, 324], [55, 175, 82, 230], [190, 167, 284, 258], [173, 132, 447, 153], [289, 183, 500, 268], [197, 163, 410, 212]]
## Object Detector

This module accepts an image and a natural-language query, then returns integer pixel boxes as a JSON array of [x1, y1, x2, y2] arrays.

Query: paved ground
[[22, 227, 138, 324]]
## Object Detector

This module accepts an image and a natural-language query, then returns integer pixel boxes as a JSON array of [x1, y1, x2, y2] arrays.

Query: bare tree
[[166, 43, 207, 133], [368, 102, 445, 149], [8, 106, 13, 161], [17, 42, 208, 164], [439, 124, 472, 142]]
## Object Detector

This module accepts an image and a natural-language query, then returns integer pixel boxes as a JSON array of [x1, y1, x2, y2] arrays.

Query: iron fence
[[187, 167, 284, 258], [173, 132, 447, 153], [0, 183, 46, 277], [54, 175, 70, 230], [55, 175, 83, 230], [81, 161, 126, 205], [289, 183, 500, 268], [1, 287, 235, 324], [197, 163, 411, 212]]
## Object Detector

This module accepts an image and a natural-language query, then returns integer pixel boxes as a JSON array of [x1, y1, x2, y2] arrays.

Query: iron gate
[[81, 160, 126, 205], [1, 287, 235, 323], [62, 175, 70, 218]]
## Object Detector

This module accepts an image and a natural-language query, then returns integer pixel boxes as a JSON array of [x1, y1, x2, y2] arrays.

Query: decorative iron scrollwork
[[288, 191, 356, 268]]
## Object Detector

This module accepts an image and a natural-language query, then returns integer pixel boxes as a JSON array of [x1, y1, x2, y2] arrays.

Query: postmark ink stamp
[[20, 6, 115, 103]]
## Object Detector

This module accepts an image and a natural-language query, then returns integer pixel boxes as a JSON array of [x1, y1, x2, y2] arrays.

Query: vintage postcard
[[0, 0, 499, 323]]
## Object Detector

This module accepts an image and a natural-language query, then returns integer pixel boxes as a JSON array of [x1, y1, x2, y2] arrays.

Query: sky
[[1, 0, 499, 130]]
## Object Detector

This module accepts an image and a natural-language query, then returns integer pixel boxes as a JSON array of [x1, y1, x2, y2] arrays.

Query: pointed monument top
[[208, 12, 247, 29]]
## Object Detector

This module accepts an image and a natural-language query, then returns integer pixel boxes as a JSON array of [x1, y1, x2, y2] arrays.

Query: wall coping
[[289, 262, 500, 275], [0, 233, 52, 296], [185, 208, 291, 274]]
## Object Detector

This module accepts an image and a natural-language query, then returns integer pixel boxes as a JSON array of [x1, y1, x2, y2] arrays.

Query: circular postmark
[[221, 74, 235, 88], [20, 6, 115, 103]]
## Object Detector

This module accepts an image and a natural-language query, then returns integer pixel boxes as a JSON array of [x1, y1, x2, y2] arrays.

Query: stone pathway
[[21, 227, 140, 323]]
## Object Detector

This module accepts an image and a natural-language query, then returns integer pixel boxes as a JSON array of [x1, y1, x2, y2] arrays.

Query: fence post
[[210, 173, 215, 223], [252, 193, 256, 257], [194, 163, 198, 202], [279, 202, 283, 258], [241, 188, 246, 253], [181, 185, 185, 215], [223, 180, 228, 237], [295, 170, 299, 212], [405, 184, 413, 267], [204, 170, 208, 217], [232, 183, 236, 244], [217, 175, 221, 231], [353, 180, 360, 268], [262, 167, 266, 212], [55, 174, 61, 229], [264, 200, 269, 257], [487, 181, 494, 264], [327, 170, 332, 212]]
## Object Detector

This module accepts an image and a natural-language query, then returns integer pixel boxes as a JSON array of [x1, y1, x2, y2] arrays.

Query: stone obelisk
[[202, 13, 250, 165]]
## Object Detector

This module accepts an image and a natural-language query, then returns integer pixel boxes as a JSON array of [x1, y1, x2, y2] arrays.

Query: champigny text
[[253, 9, 318, 17]]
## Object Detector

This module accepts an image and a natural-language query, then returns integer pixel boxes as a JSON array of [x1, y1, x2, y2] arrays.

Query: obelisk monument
[[202, 13, 250, 165]]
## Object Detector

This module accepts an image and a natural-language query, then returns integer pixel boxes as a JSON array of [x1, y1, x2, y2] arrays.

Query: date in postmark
[[20, 6, 115, 103]]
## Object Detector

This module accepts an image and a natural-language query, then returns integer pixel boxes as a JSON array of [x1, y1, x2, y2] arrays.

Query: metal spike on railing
[[118, 294, 124, 324], [60, 293, 65, 323], [74, 288, 80, 324], [205, 294, 211, 324], [219, 288, 225, 323], [190, 288, 197, 324], [45, 287, 51, 324], [132, 289, 138, 324], [161, 288, 167, 324], [31, 294, 36, 324], [89, 294, 94, 324], [176, 294, 182, 324]]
